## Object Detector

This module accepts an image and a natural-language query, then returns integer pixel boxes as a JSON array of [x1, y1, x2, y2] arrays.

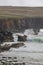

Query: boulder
[[0, 42, 24, 52], [18, 35, 27, 42], [0, 44, 11, 51], [11, 43, 24, 48]]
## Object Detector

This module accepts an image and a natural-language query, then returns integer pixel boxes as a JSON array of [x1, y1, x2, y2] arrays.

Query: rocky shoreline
[[0, 52, 43, 65], [0, 42, 24, 52]]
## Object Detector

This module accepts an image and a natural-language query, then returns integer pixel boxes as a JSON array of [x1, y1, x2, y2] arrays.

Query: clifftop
[[0, 6, 43, 18]]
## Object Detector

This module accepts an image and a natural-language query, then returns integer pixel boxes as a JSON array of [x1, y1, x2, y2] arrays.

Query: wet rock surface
[[11, 43, 24, 48], [0, 42, 24, 52], [0, 56, 43, 65], [0, 56, 25, 65], [0, 44, 11, 52], [18, 35, 27, 42]]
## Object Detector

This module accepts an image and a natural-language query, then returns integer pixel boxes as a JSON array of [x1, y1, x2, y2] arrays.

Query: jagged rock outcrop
[[18, 35, 27, 42], [0, 42, 24, 52], [0, 31, 14, 44]]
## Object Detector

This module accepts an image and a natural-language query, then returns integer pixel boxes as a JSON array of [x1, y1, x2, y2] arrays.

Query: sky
[[0, 0, 43, 7]]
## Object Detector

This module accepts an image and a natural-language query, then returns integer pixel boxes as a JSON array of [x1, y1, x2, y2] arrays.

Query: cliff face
[[0, 17, 43, 32]]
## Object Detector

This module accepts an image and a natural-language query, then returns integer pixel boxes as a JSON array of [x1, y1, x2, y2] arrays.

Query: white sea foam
[[2, 29, 43, 53], [8, 29, 43, 52]]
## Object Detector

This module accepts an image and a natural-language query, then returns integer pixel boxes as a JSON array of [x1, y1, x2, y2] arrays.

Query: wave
[[28, 38, 43, 43]]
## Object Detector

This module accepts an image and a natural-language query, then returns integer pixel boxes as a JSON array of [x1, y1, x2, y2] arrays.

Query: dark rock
[[0, 44, 11, 51], [14, 57, 17, 59], [3, 32, 14, 42], [11, 43, 24, 48], [0, 31, 14, 44], [12, 62, 25, 65], [0, 42, 24, 52], [0, 32, 4, 44], [33, 28, 40, 35], [18, 35, 27, 42]]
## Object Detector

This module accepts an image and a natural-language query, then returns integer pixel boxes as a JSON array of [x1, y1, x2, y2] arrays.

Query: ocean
[[0, 29, 43, 65]]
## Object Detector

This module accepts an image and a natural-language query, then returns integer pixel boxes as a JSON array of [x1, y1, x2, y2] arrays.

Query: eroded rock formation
[[0, 42, 24, 52], [18, 35, 27, 42], [0, 31, 14, 44], [0, 17, 42, 33], [0, 17, 43, 43]]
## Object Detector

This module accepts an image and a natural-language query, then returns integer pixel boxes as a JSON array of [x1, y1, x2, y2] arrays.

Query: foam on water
[[12, 29, 43, 43], [2, 29, 43, 53], [1, 29, 43, 65], [8, 29, 43, 52]]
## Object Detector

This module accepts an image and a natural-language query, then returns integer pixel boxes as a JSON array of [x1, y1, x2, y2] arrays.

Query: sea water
[[0, 29, 43, 65]]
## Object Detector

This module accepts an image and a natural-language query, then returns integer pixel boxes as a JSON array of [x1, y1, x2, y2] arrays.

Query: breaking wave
[[28, 38, 43, 43], [24, 29, 43, 43]]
